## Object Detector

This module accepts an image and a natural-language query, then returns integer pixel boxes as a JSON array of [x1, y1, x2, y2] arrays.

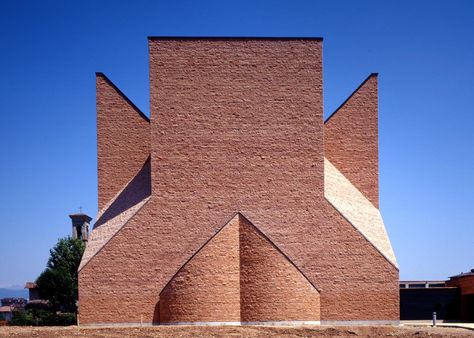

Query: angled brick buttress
[[78, 38, 399, 325]]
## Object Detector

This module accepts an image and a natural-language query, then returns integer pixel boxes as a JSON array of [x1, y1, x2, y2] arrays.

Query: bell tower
[[69, 211, 92, 242]]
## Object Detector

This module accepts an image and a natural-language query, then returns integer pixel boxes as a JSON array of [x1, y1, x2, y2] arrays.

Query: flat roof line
[[148, 36, 323, 41]]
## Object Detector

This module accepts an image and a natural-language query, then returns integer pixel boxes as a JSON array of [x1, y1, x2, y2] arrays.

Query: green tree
[[35, 237, 85, 312]]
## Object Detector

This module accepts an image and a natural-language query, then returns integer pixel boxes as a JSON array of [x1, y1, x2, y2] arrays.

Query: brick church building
[[78, 37, 398, 325]]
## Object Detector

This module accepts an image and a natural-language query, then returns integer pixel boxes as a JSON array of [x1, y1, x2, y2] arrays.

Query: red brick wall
[[96, 73, 150, 210], [159, 215, 241, 323], [239, 215, 320, 322], [79, 39, 398, 324], [324, 74, 379, 207], [447, 275, 474, 321], [79, 202, 398, 324], [447, 275, 474, 295], [315, 202, 399, 320], [158, 214, 321, 324], [79, 203, 157, 324]]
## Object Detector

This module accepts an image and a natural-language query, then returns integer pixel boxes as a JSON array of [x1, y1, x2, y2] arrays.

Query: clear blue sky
[[0, 0, 473, 287]]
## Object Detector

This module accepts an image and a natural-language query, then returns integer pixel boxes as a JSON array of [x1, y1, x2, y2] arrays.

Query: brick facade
[[96, 74, 150, 210], [324, 74, 379, 208], [159, 214, 321, 324], [446, 273, 474, 321], [79, 38, 399, 325]]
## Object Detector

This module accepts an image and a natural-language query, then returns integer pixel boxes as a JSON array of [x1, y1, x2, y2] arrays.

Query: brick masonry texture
[[159, 214, 320, 323], [446, 274, 474, 321], [324, 158, 397, 267], [79, 160, 151, 271], [159, 214, 241, 323], [238, 214, 320, 322], [79, 38, 399, 325], [96, 74, 150, 210], [447, 275, 474, 295], [324, 74, 379, 208]]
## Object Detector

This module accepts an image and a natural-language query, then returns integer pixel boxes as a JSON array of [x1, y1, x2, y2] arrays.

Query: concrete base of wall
[[81, 320, 400, 327], [161, 321, 322, 326], [321, 320, 400, 326]]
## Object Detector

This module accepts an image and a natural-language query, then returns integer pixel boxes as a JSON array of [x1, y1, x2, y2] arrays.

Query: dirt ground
[[0, 325, 473, 338]]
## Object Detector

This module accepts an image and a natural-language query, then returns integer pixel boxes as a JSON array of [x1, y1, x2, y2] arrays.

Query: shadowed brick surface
[[95, 158, 151, 229], [79, 159, 151, 271]]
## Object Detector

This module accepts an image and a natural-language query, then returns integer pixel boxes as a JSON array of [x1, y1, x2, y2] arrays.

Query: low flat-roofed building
[[400, 281, 447, 289], [400, 269, 474, 322], [0, 306, 13, 323], [399, 281, 460, 320]]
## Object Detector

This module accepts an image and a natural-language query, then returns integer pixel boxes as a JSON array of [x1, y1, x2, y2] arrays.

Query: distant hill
[[0, 287, 29, 300]]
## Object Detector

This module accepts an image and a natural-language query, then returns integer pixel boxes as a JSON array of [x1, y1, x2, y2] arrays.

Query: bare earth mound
[[0, 325, 473, 338]]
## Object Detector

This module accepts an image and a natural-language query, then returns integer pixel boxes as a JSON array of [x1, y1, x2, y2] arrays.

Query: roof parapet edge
[[324, 73, 378, 125], [147, 36, 323, 41], [95, 72, 150, 123]]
